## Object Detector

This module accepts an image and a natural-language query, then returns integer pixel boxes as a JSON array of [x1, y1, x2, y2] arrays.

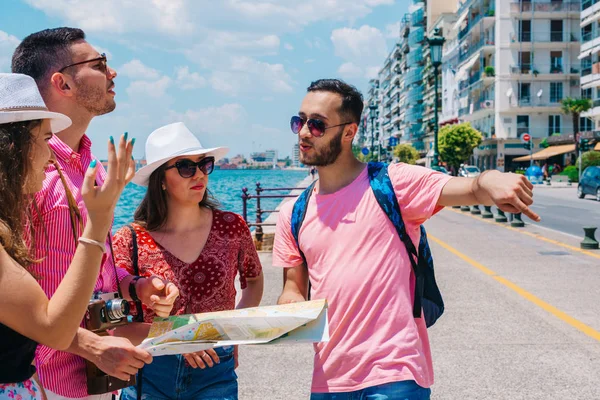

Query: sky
[[0, 0, 410, 160]]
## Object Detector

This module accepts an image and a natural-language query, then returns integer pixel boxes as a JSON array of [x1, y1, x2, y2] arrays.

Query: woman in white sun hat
[[0, 73, 135, 398], [113, 122, 263, 400]]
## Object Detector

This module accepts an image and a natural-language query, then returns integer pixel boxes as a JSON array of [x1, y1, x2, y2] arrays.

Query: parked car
[[459, 165, 481, 178], [578, 166, 600, 201], [439, 166, 451, 175]]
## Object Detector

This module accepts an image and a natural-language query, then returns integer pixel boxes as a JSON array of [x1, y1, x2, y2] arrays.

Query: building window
[[519, 20, 531, 42], [582, 56, 592, 76], [550, 82, 563, 103], [582, 24, 592, 42], [582, 88, 593, 100], [550, 20, 563, 42], [519, 82, 531, 104], [550, 51, 562, 73], [517, 115, 530, 136], [580, 117, 593, 132], [519, 51, 531, 73], [548, 115, 561, 136]]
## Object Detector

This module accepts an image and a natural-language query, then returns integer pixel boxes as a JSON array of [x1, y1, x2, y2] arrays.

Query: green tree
[[561, 98, 592, 141], [393, 143, 420, 165], [438, 122, 483, 171], [577, 150, 600, 171]]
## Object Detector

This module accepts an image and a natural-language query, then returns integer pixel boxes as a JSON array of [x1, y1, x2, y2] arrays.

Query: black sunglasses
[[165, 156, 215, 178], [290, 116, 353, 138], [59, 53, 108, 73]]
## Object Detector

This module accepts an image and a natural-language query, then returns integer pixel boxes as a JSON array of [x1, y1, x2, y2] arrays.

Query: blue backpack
[[291, 161, 444, 327]]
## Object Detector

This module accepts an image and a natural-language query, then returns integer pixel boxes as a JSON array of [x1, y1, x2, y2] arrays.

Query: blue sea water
[[113, 169, 308, 231]]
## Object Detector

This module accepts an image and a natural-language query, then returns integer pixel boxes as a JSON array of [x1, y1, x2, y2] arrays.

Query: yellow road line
[[429, 235, 600, 342], [447, 207, 600, 260]]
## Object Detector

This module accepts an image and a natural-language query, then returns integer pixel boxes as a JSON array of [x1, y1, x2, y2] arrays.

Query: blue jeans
[[310, 380, 431, 400], [121, 346, 237, 400]]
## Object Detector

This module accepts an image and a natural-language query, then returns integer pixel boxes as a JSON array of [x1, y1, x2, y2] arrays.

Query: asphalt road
[[526, 187, 600, 237]]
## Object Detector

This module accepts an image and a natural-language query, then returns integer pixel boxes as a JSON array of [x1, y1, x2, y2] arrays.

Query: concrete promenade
[[236, 180, 600, 399]]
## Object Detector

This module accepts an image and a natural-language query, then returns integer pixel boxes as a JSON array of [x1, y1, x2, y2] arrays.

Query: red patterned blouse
[[112, 209, 262, 322]]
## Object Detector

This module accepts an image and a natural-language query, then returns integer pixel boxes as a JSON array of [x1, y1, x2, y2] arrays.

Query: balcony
[[510, 2, 580, 13], [509, 64, 581, 75], [408, 26, 425, 47], [405, 67, 424, 86], [407, 48, 424, 67], [411, 7, 424, 26], [406, 87, 424, 104], [458, 7, 495, 41], [511, 31, 578, 44], [458, 36, 495, 64]]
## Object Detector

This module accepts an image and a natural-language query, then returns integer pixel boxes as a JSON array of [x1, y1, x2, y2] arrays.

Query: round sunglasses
[[165, 156, 215, 178], [290, 116, 353, 137]]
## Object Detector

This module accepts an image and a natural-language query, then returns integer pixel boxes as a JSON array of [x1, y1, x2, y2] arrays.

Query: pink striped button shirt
[[29, 135, 130, 398]]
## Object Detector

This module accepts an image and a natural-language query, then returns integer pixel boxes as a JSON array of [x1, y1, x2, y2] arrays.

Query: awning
[[455, 53, 479, 81], [578, 49, 592, 60], [513, 144, 576, 162], [453, 10, 468, 31]]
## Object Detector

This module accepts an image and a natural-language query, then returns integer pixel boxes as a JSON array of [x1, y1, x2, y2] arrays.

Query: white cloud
[[207, 56, 294, 96], [126, 75, 171, 98], [119, 59, 161, 80], [304, 59, 316, 64], [24, 0, 193, 36], [175, 66, 206, 90], [385, 22, 400, 39], [284, 43, 294, 51], [331, 25, 387, 79], [338, 62, 363, 78], [0, 30, 20, 72], [331, 25, 387, 61]]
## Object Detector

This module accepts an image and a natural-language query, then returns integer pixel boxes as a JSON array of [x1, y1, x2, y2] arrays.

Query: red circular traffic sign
[[522, 133, 531, 142]]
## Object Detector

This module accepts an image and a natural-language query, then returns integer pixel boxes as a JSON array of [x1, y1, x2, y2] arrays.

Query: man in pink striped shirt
[[12, 28, 179, 400]]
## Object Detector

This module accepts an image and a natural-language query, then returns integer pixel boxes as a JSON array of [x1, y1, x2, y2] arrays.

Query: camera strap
[[53, 158, 124, 298]]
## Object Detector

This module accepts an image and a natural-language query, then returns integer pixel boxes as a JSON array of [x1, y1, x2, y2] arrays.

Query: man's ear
[[343, 123, 358, 143], [49, 73, 74, 97]]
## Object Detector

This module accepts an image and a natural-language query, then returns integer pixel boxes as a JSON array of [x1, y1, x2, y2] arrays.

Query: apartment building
[[358, 0, 457, 161], [455, 0, 581, 171], [580, 0, 600, 129]]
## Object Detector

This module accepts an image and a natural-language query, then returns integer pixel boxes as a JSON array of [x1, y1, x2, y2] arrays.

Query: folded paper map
[[138, 299, 329, 356]]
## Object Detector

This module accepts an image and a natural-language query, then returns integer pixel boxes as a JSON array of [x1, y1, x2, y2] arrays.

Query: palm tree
[[561, 97, 592, 140]]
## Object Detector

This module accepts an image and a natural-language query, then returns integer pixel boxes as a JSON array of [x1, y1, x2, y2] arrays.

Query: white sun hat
[[132, 122, 229, 187], [0, 73, 72, 133]]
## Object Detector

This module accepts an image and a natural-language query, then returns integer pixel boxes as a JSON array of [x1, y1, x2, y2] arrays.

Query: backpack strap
[[126, 225, 144, 322], [290, 180, 317, 299], [367, 161, 424, 319], [290, 180, 317, 264]]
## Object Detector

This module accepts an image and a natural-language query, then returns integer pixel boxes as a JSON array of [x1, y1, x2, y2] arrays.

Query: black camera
[[84, 292, 136, 395]]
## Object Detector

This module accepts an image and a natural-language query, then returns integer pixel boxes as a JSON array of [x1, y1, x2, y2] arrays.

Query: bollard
[[460, 205, 470, 212], [546, 180, 551, 186], [581, 227, 599, 250], [470, 205, 481, 215], [495, 209, 508, 223], [510, 213, 525, 228], [482, 206, 493, 219]]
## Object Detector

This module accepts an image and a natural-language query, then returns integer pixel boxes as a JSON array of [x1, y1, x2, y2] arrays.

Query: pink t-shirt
[[273, 163, 452, 393]]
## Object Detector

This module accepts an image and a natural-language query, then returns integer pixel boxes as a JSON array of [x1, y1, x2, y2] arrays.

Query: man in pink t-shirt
[[273, 79, 540, 399]]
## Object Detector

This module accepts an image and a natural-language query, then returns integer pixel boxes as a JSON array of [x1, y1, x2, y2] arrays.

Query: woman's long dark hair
[[134, 163, 220, 231], [0, 120, 41, 267]]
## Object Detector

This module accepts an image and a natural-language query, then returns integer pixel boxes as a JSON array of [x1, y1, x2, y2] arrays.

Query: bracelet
[[129, 276, 143, 302], [78, 237, 106, 254]]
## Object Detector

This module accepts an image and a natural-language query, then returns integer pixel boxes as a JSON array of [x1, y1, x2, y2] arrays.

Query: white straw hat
[[132, 122, 229, 186], [0, 73, 72, 133]]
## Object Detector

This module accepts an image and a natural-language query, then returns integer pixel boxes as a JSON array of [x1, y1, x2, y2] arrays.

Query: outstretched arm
[[437, 170, 540, 222]]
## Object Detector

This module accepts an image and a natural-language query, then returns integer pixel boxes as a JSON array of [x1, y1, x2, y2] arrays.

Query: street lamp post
[[428, 28, 445, 172], [369, 102, 377, 161]]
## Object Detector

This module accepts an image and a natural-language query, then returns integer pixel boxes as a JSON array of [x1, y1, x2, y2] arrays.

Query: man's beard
[[299, 128, 343, 166], [74, 78, 116, 116]]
